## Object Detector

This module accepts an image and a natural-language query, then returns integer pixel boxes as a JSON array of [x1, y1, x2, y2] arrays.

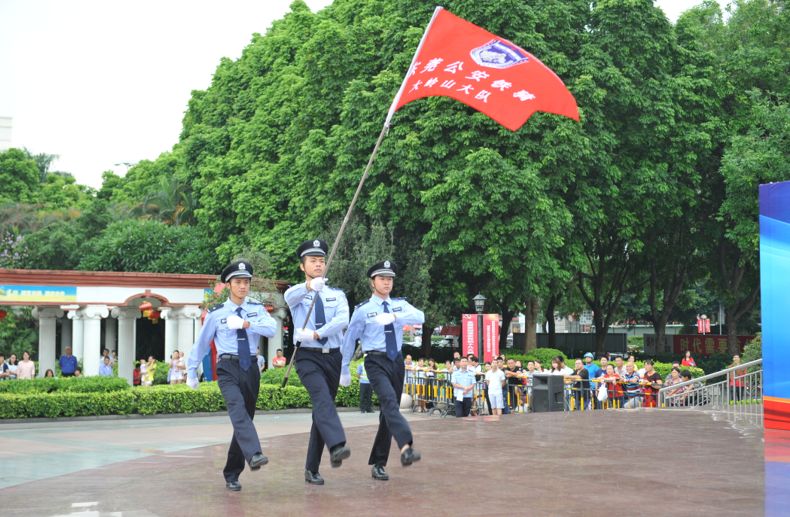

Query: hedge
[[0, 380, 364, 419], [0, 376, 131, 394]]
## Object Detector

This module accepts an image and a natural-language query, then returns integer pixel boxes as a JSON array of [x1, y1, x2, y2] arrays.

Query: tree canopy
[[1, 0, 786, 354]]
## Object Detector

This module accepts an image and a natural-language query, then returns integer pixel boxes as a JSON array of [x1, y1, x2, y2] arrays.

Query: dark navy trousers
[[295, 348, 346, 472], [216, 357, 261, 482], [365, 352, 413, 467]]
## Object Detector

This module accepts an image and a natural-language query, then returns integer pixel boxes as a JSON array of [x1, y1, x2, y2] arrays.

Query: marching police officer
[[341, 260, 424, 481], [187, 260, 276, 491], [285, 239, 351, 485]]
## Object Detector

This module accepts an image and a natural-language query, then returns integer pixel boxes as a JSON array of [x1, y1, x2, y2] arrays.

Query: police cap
[[367, 260, 397, 278], [296, 239, 328, 259], [221, 260, 253, 283]]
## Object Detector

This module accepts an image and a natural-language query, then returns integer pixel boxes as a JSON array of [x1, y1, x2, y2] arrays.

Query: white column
[[112, 307, 140, 384], [82, 305, 109, 376], [104, 316, 117, 353], [61, 317, 72, 350], [160, 308, 179, 360], [68, 310, 85, 362], [34, 307, 64, 377], [177, 306, 202, 356], [267, 309, 285, 368]]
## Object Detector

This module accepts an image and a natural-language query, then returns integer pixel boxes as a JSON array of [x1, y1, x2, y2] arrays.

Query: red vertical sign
[[483, 314, 500, 362], [461, 314, 478, 357]]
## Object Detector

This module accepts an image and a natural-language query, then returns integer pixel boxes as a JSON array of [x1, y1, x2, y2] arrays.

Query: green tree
[[77, 219, 221, 274], [0, 148, 39, 204]]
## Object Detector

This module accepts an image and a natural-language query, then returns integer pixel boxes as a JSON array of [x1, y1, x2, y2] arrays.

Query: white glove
[[339, 367, 351, 387], [186, 374, 199, 390], [374, 312, 396, 326], [226, 314, 245, 329], [308, 277, 327, 292], [295, 328, 315, 343]]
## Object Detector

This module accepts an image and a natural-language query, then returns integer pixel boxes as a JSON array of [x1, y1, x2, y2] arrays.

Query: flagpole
[[280, 120, 391, 388], [281, 6, 443, 388]]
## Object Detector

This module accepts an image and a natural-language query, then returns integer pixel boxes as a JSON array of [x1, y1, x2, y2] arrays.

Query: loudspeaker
[[531, 374, 564, 412]]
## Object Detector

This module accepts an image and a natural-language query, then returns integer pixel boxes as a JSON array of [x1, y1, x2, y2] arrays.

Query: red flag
[[387, 7, 579, 131]]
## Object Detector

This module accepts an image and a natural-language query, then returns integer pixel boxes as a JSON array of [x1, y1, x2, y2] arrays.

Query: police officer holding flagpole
[[285, 239, 351, 485], [341, 260, 424, 481], [187, 260, 275, 491]]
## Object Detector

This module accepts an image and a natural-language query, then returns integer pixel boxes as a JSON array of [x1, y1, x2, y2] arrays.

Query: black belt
[[299, 347, 340, 354], [218, 354, 257, 361], [366, 350, 401, 358]]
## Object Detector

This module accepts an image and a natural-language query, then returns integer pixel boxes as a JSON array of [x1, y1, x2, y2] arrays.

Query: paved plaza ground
[[0, 409, 772, 516]]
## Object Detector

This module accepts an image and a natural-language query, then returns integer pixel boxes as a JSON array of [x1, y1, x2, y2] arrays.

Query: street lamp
[[473, 294, 486, 362]]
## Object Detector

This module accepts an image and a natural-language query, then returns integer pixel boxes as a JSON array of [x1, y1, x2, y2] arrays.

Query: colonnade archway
[[1, 268, 288, 383]]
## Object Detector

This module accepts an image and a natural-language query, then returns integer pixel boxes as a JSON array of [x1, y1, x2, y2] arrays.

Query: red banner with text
[[461, 314, 478, 357], [462, 314, 500, 361], [672, 335, 753, 355], [483, 314, 500, 363]]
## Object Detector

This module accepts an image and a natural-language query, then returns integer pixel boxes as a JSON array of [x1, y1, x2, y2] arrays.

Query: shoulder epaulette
[[208, 304, 224, 313], [392, 297, 407, 301], [354, 300, 367, 309], [246, 297, 263, 305]]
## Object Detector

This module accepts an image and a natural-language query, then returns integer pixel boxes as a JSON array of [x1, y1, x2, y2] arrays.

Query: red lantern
[[0, 309, 6, 320]]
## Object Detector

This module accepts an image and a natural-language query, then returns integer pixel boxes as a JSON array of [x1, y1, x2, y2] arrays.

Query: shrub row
[[0, 380, 364, 419], [0, 376, 130, 394]]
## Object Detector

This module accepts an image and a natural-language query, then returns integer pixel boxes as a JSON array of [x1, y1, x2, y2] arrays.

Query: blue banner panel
[[760, 182, 790, 430]]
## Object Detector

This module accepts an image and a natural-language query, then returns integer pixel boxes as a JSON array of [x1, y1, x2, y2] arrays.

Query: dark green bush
[[135, 384, 226, 414], [0, 391, 137, 418], [261, 366, 304, 387], [0, 378, 367, 418], [0, 376, 130, 394]]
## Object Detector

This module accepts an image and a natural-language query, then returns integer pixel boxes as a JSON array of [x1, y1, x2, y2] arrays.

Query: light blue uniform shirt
[[341, 295, 425, 373], [284, 282, 349, 350], [451, 369, 476, 399], [187, 298, 277, 375], [98, 363, 113, 377]]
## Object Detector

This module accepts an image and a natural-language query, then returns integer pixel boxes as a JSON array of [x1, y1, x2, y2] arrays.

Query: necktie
[[382, 301, 398, 360], [313, 295, 329, 345], [235, 307, 250, 371]]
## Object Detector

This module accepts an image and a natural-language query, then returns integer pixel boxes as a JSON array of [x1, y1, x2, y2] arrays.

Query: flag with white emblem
[[386, 7, 579, 131]]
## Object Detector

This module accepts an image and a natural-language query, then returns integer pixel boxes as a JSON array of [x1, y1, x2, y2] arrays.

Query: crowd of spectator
[[396, 350, 748, 415]]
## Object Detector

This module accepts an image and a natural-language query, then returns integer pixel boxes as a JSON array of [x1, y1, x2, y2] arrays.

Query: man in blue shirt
[[59, 347, 78, 377], [98, 357, 113, 376], [286, 239, 351, 486], [583, 352, 602, 408], [187, 260, 277, 491], [341, 260, 424, 482], [451, 357, 475, 417]]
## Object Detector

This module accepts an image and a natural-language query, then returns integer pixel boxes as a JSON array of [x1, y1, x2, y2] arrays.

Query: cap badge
[[384, 260, 390, 268], [239, 263, 246, 270], [313, 240, 320, 247]]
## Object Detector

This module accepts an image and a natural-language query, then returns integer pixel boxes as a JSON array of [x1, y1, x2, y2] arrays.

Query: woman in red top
[[681, 350, 696, 368], [272, 348, 287, 368], [601, 364, 624, 409], [728, 354, 747, 401], [641, 360, 663, 407]]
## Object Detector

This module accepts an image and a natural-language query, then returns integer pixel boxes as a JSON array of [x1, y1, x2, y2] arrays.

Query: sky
[[0, 0, 724, 189]]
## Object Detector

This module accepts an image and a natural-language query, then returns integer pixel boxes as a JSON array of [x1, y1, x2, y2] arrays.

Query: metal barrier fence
[[658, 358, 762, 428], [401, 361, 763, 425]]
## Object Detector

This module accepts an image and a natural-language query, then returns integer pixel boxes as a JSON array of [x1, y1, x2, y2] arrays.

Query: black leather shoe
[[226, 480, 242, 491], [304, 469, 325, 485], [371, 464, 389, 481], [400, 446, 421, 466], [249, 453, 268, 470], [329, 445, 351, 468]]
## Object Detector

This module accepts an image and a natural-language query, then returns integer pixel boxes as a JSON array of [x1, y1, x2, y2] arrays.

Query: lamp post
[[473, 293, 486, 362]]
